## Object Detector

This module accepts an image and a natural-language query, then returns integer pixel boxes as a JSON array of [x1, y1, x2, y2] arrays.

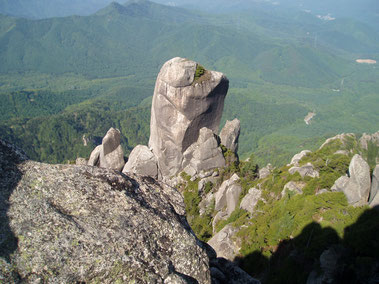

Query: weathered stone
[[149, 57, 229, 177], [182, 127, 225, 176], [226, 184, 242, 216], [220, 118, 240, 153], [212, 210, 228, 234], [0, 139, 215, 283], [259, 163, 273, 179], [87, 128, 125, 171], [334, 150, 349, 156], [87, 145, 101, 166], [208, 225, 239, 261], [210, 257, 261, 284], [215, 174, 240, 212], [331, 176, 350, 192], [369, 165, 379, 206], [75, 157, 87, 165], [316, 188, 329, 195], [281, 181, 306, 198], [240, 187, 261, 213], [122, 145, 158, 178], [319, 133, 356, 149], [332, 155, 370, 206], [348, 154, 370, 205], [288, 150, 311, 166], [199, 192, 215, 216], [289, 163, 319, 178], [359, 131, 379, 150], [99, 127, 125, 171]]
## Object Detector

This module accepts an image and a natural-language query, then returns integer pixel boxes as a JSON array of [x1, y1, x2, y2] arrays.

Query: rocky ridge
[[0, 138, 259, 283]]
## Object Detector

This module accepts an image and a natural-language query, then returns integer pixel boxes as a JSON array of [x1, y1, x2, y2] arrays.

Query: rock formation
[[240, 187, 262, 214], [0, 139, 259, 283], [369, 165, 379, 207], [122, 145, 158, 178], [87, 127, 125, 171], [215, 173, 241, 213], [289, 162, 319, 178], [319, 133, 356, 149], [220, 118, 240, 153], [281, 181, 306, 198], [208, 225, 239, 261], [258, 163, 273, 179], [149, 57, 229, 178], [288, 150, 311, 166], [331, 154, 371, 206], [359, 131, 379, 150], [182, 127, 226, 176]]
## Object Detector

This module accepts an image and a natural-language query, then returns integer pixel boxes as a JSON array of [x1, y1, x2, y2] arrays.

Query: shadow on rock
[[0, 140, 27, 262], [236, 207, 379, 284]]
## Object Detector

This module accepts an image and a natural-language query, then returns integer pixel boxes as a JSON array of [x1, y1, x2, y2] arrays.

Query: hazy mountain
[[0, 0, 117, 19]]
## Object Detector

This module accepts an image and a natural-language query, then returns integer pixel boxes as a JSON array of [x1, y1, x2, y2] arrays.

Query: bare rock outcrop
[[220, 118, 240, 153], [2, 139, 263, 283], [215, 173, 240, 212], [359, 131, 379, 150], [259, 163, 273, 179], [289, 162, 319, 178], [331, 154, 371, 206], [369, 165, 379, 206], [122, 145, 158, 178], [149, 57, 229, 178], [288, 150, 311, 166], [319, 133, 356, 149], [281, 181, 306, 198], [87, 128, 125, 171], [240, 187, 262, 214], [208, 225, 239, 261], [182, 127, 226, 176]]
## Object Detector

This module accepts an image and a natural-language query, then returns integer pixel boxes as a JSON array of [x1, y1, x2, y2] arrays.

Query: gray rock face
[[88, 128, 125, 171], [369, 165, 379, 206], [75, 157, 87, 165], [289, 162, 319, 178], [281, 181, 306, 198], [215, 174, 240, 212], [99, 127, 125, 171], [348, 154, 371, 205], [220, 118, 240, 153], [332, 155, 370, 206], [288, 150, 311, 166], [149, 57, 229, 177], [182, 127, 226, 176], [122, 145, 158, 178], [240, 187, 261, 214], [208, 225, 239, 261], [319, 133, 356, 149], [87, 144, 102, 166], [259, 163, 273, 179], [226, 183, 242, 216], [331, 176, 350, 192], [0, 139, 215, 283], [359, 131, 379, 150]]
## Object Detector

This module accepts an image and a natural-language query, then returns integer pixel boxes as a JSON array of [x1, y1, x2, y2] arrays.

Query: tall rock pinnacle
[[149, 57, 229, 177]]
